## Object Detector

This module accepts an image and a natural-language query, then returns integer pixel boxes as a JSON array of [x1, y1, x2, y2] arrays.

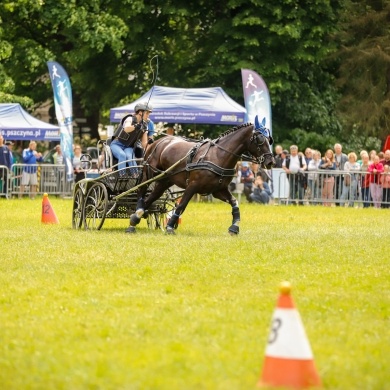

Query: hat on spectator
[[5, 141, 14, 146], [282, 149, 289, 155], [242, 161, 249, 167]]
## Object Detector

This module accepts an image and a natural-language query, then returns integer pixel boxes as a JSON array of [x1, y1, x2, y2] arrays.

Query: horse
[[126, 117, 275, 235]]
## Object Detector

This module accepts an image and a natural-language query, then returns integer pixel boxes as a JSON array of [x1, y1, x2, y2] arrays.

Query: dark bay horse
[[127, 121, 275, 235]]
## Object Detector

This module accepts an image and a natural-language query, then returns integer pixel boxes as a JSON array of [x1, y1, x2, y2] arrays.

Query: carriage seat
[[100, 138, 118, 171]]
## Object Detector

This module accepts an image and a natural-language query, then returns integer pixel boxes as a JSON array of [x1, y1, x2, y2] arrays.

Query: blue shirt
[[148, 120, 155, 138], [22, 148, 43, 173]]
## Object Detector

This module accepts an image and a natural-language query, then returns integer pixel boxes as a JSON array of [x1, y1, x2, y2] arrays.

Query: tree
[[335, 0, 390, 144], [1, 0, 346, 146]]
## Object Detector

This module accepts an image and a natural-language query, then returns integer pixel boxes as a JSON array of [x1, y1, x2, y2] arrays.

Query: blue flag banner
[[47, 61, 73, 181], [241, 69, 272, 135]]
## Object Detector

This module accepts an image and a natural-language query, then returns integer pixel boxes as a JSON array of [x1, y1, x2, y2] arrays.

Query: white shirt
[[283, 155, 304, 173]]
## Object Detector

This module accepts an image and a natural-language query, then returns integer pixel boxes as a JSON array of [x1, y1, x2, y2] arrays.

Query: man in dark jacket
[[0, 135, 12, 196]]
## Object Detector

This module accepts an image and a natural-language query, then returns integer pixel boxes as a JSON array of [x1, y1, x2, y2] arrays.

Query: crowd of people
[[228, 143, 389, 208], [1, 116, 389, 208], [275, 143, 390, 208]]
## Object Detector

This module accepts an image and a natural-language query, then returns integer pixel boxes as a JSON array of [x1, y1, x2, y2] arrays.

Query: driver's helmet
[[134, 102, 153, 113]]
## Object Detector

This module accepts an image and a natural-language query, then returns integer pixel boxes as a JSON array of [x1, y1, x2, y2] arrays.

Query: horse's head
[[246, 117, 275, 169]]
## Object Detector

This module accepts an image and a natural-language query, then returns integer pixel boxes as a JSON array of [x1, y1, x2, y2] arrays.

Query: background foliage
[[0, 0, 389, 150]]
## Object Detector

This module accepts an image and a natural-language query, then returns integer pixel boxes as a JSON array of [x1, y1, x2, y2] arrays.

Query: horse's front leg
[[126, 184, 148, 233], [212, 188, 240, 235]]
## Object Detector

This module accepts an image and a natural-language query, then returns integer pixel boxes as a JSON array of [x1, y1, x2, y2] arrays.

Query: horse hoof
[[165, 226, 176, 235], [228, 225, 239, 235], [130, 213, 141, 226], [125, 226, 136, 234]]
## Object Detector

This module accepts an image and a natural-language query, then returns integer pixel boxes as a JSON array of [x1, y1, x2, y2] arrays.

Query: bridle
[[243, 126, 274, 165]]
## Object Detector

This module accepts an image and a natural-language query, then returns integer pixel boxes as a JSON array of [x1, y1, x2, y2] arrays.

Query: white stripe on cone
[[265, 308, 313, 360]]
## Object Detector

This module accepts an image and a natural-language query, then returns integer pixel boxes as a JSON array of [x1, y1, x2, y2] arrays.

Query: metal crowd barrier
[[273, 169, 390, 208], [9, 164, 73, 198], [2, 164, 390, 208], [0, 165, 11, 198]]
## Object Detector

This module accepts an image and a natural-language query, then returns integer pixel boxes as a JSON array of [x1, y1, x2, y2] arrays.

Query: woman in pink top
[[368, 155, 384, 208]]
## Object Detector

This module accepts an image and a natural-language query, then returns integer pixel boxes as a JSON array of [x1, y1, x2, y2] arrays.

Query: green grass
[[0, 197, 389, 389]]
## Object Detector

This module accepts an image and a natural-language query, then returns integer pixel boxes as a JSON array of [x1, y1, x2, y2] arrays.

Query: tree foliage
[[0, 0, 387, 150], [335, 0, 390, 142]]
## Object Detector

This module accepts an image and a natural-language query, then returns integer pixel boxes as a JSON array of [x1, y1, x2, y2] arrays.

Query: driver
[[110, 102, 153, 174]]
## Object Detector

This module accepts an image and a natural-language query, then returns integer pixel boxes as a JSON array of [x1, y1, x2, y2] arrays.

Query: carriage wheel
[[72, 186, 84, 229], [83, 182, 108, 230], [147, 212, 166, 231]]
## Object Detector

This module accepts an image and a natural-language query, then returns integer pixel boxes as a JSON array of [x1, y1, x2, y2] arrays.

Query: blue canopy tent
[[110, 86, 247, 125], [0, 103, 60, 141]]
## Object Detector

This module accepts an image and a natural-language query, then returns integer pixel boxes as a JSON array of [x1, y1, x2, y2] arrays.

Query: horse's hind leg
[[212, 189, 240, 235]]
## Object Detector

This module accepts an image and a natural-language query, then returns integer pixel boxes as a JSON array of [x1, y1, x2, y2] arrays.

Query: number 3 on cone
[[268, 318, 282, 344]]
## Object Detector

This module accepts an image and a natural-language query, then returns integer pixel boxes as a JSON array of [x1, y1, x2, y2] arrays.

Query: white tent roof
[[0, 103, 60, 141], [110, 86, 247, 125]]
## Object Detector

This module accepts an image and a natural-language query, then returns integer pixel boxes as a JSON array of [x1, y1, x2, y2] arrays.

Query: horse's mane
[[215, 122, 253, 142]]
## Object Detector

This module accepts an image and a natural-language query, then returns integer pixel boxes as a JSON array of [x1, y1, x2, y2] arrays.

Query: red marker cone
[[258, 281, 321, 389], [41, 193, 59, 224]]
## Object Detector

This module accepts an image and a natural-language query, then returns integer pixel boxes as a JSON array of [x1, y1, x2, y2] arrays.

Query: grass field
[[0, 196, 389, 389]]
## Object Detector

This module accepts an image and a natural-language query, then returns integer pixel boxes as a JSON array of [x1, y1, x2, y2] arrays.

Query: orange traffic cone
[[41, 193, 59, 224], [258, 281, 321, 389]]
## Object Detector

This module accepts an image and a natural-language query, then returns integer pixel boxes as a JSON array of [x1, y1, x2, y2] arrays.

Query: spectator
[[237, 161, 254, 202], [5, 141, 15, 164], [368, 155, 384, 208], [357, 150, 368, 165], [359, 151, 371, 208], [73, 144, 85, 183], [304, 147, 313, 166], [369, 150, 377, 163], [307, 150, 321, 204], [20, 141, 43, 199], [333, 143, 348, 205], [274, 145, 283, 168], [282, 145, 307, 205], [380, 164, 390, 209], [0, 135, 12, 196], [340, 152, 361, 207], [53, 144, 64, 165], [319, 149, 336, 206], [53, 144, 65, 186], [380, 149, 390, 168], [249, 174, 272, 204]]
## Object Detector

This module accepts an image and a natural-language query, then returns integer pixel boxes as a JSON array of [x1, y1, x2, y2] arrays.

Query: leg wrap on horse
[[228, 206, 240, 235], [130, 213, 142, 226], [231, 206, 240, 224], [167, 212, 180, 229], [136, 197, 145, 211]]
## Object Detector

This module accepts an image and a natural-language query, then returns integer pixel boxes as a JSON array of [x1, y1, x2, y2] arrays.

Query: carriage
[[72, 117, 275, 235], [71, 145, 184, 231]]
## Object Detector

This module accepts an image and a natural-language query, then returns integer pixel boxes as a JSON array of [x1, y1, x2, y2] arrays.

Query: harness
[[186, 140, 236, 178], [142, 124, 273, 188]]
